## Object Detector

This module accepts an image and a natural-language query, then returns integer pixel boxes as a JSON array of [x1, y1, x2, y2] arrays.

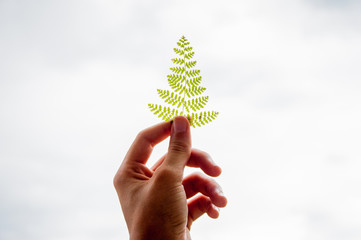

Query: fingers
[[151, 149, 221, 177], [162, 116, 191, 173], [125, 121, 171, 164], [185, 173, 227, 230], [182, 173, 227, 208], [187, 149, 222, 177], [187, 195, 219, 229]]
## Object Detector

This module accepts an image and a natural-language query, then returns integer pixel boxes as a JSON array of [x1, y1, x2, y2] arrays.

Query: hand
[[113, 116, 227, 240]]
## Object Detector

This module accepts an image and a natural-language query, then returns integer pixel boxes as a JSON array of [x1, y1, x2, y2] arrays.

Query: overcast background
[[1, 0, 361, 239]]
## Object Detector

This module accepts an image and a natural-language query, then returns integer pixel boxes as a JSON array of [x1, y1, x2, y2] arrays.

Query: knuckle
[[200, 149, 211, 158], [113, 174, 122, 189], [208, 181, 222, 195], [207, 178, 219, 189], [113, 175, 120, 189], [155, 167, 180, 183], [200, 151, 214, 164], [113, 167, 128, 189], [169, 141, 190, 154], [198, 196, 212, 212], [136, 130, 146, 141], [190, 172, 204, 181], [191, 171, 206, 181], [205, 182, 216, 195]]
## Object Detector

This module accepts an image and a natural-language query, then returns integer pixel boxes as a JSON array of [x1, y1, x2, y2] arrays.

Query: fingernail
[[173, 117, 187, 133]]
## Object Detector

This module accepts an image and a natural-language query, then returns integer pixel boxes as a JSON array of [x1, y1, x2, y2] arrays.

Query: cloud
[[1, 0, 361, 239], [306, 0, 361, 8]]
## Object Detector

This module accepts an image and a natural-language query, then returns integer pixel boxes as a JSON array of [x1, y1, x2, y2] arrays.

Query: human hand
[[113, 116, 227, 240]]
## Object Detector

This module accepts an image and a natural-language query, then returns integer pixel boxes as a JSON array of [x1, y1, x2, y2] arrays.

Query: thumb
[[163, 116, 192, 172]]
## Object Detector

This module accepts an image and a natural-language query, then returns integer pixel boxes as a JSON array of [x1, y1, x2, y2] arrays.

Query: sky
[[1, 0, 361, 239]]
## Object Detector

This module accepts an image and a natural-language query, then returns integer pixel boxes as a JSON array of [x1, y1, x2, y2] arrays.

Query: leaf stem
[[181, 45, 187, 115]]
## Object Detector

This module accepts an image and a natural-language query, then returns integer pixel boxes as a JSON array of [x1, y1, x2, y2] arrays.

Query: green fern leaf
[[186, 69, 200, 77], [185, 61, 197, 69], [185, 96, 209, 111], [187, 86, 206, 97], [167, 74, 186, 86], [184, 46, 193, 52], [148, 36, 219, 128], [171, 58, 185, 65], [170, 66, 185, 74], [184, 51, 195, 60], [189, 76, 202, 86], [173, 48, 184, 56]]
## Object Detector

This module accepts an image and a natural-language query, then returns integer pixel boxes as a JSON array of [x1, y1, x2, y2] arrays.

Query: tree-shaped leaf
[[148, 36, 219, 128]]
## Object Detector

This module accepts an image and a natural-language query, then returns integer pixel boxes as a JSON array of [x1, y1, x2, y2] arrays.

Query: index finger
[[124, 121, 172, 164]]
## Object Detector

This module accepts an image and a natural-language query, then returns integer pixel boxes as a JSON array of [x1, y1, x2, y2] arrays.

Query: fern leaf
[[186, 86, 206, 97], [148, 36, 219, 128], [170, 66, 185, 74], [184, 46, 193, 52], [184, 51, 195, 60], [157, 89, 184, 106], [171, 58, 185, 65], [185, 61, 197, 69], [185, 96, 209, 111], [186, 69, 200, 77], [190, 111, 219, 127], [148, 104, 179, 121], [177, 42, 185, 48], [173, 48, 184, 56], [167, 74, 185, 84], [180, 36, 188, 43], [168, 81, 184, 92], [189, 76, 202, 86]]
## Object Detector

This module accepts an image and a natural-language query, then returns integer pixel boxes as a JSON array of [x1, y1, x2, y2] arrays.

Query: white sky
[[1, 0, 361, 239]]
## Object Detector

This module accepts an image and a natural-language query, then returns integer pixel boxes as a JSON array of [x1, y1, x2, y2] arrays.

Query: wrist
[[130, 231, 184, 240], [129, 222, 185, 240]]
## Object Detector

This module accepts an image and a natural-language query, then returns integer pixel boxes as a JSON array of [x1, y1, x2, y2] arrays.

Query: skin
[[113, 116, 227, 240]]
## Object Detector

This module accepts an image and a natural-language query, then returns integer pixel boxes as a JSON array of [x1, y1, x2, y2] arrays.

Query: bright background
[[1, 0, 361, 239]]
